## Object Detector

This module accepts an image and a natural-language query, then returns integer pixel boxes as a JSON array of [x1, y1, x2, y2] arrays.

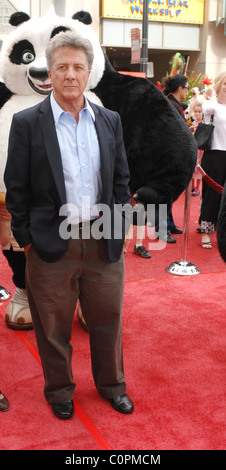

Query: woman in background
[[164, 73, 189, 120], [200, 72, 226, 248], [156, 74, 189, 242]]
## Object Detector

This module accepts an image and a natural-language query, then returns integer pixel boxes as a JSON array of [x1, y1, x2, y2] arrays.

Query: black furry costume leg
[[2, 248, 26, 289]]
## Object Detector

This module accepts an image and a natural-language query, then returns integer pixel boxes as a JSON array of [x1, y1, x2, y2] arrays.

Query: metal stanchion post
[[166, 180, 200, 275], [140, 0, 148, 76]]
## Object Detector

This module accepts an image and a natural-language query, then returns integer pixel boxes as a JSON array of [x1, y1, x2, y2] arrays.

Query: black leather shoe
[[0, 391, 10, 412], [166, 234, 176, 243], [110, 394, 134, 414], [170, 228, 183, 234], [156, 234, 176, 243], [51, 400, 74, 420]]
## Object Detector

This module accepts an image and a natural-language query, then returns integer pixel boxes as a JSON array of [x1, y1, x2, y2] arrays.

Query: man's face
[[48, 46, 90, 105]]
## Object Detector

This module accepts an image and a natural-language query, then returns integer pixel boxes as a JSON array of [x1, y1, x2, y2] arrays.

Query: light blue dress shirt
[[50, 92, 102, 224]]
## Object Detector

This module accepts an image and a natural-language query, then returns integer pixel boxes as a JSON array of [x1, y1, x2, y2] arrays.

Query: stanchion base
[[166, 261, 200, 276], [0, 286, 11, 301]]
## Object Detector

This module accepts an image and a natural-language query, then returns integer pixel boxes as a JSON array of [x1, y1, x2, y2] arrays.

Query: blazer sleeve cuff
[[12, 229, 32, 249]]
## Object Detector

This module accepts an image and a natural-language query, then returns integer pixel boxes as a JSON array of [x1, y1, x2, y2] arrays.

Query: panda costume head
[[0, 7, 104, 98], [0, 7, 105, 193]]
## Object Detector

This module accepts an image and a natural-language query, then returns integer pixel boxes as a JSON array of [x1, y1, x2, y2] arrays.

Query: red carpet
[[0, 192, 225, 451]]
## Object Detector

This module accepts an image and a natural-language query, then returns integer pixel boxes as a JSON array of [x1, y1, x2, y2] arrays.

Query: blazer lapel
[[39, 97, 111, 207], [91, 104, 111, 205], [39, 96, 67, 205]]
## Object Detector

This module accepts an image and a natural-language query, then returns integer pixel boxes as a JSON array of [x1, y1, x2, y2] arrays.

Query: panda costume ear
[[72, 11, 92, 25], [9, 12, 30, 27]]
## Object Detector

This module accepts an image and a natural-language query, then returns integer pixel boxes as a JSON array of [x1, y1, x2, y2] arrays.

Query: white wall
[[198, 0, 226, 80], [11, 0, 30, 14], [65, 0, 100, 36], [102, 19, 200, 51], [206, 22, 226, 78]]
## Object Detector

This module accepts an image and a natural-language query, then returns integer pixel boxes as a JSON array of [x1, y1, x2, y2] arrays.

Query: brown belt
[[68, 219, 99, 231]]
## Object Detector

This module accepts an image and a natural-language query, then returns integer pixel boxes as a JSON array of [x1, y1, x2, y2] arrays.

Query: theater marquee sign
[[101, 0, 204, 25], [0, 0, 16, 33]]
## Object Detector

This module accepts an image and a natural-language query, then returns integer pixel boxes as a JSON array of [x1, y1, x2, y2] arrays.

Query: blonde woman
[[200, 72, 226, 248]]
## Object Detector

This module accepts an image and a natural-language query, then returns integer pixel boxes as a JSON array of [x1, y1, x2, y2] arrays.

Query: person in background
[[200, 72, 226, 248], [133, 224, 151, 258], [155, 74, 187, 243], [164, 73, 189, 113], [124, 224, 151, 258], [188, 86, 204, 119], [203, 86, 217, 101], [189, 102, 204, 196]]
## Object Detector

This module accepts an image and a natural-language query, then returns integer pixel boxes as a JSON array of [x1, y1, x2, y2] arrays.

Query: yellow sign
[[102, 0, 204, 25]]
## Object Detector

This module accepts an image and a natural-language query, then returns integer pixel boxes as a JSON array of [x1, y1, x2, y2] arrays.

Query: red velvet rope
[[197, 164, 223, 194]]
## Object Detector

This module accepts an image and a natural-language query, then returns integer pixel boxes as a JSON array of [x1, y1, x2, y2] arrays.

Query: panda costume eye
[[22, 51, 35, 64], [9, 39, 35, 65]]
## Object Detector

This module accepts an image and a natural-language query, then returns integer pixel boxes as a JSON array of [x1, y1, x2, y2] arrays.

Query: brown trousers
[[26, 228, 126, 403]]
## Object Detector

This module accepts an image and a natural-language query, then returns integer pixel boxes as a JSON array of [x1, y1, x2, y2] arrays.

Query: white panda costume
[[0, 7, 104, 329]]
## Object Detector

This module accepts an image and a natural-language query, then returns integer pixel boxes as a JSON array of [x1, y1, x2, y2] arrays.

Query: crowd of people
[[177, 71, 226, 250], [133, 70, 226, 257]]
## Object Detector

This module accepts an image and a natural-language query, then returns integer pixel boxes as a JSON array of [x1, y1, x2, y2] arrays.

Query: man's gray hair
[[46, 30, 94, 71]]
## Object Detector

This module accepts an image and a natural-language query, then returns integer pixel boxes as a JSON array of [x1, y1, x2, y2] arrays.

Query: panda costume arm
[[0, 83, 13, 110]]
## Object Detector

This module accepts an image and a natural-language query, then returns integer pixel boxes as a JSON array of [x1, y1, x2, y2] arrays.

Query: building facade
[[0, 0, 226, 84]]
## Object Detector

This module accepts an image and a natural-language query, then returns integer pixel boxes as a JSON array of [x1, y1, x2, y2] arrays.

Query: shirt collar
[[50, 92, 95, 124]]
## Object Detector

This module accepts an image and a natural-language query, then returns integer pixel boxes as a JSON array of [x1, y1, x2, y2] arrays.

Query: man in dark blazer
[[4, 31, 133, 419]]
